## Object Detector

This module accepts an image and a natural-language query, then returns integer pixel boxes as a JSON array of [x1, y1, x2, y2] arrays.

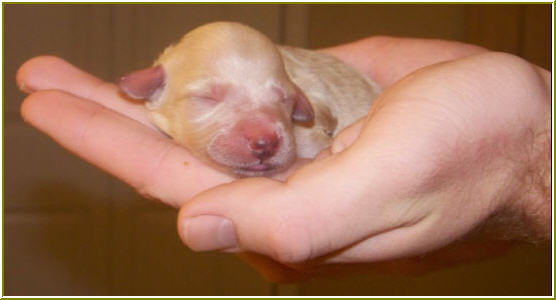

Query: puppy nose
[[249, 134, 278, 160]]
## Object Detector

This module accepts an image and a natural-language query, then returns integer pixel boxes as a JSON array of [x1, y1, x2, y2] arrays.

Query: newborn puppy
[[119, 22, 380, 176]]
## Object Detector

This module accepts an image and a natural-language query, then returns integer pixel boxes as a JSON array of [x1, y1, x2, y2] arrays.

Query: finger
[[320, 36, 487, 88], [311, 118, 365, 161], [21, 90, 233, 207], [330, 117, 365, 154], [16, 56, 154, 128]]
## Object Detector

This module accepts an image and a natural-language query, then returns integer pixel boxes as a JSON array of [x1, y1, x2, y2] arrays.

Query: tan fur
[[145, 22, 380, 176], [278, 46, 381, 157]]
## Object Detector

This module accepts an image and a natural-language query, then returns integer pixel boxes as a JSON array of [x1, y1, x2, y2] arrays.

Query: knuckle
[[474, 52, 539, 81], [478, 51, 527, 65]]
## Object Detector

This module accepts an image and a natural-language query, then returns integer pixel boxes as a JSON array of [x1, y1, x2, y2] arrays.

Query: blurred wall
[[306, 4, 551, 69], [3, 4, 552, 296]]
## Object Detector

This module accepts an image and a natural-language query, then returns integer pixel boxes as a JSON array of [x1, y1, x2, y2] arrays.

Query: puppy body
[[119, 22, 380, 176], [278, 45, 381, 158]]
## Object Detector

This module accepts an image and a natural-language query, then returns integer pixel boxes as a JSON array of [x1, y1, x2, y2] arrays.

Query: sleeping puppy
[[119, 22, 380, 177]]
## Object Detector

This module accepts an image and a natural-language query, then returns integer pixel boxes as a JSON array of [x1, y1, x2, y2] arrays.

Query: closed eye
[[184, 80, 230, 104], [190, 95, 221, 104]]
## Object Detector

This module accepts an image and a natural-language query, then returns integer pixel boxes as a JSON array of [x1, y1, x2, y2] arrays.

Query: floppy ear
[[118, 65, 165, 101], [291, 88, 314, 123]]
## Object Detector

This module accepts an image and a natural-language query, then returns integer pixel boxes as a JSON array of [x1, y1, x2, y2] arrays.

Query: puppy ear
[[118, 65, 165, 101], [291, 88, 314, 123]]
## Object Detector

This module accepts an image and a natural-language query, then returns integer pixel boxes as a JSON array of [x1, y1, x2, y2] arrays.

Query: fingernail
[[180, 215, 237, 251], [18, 82, 35, 93]]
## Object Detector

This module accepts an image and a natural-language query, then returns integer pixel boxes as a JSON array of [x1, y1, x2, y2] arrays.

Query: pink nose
[[249, 133, 278, 160]]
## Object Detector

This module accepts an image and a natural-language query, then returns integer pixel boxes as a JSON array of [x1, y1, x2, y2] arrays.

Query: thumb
[[177, 177, 319, 263], [176, 144, 424, 264]]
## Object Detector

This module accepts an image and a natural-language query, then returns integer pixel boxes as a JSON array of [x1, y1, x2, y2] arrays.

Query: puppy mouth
[[241, 164, 272, 171], [234, 162, 279, 176]]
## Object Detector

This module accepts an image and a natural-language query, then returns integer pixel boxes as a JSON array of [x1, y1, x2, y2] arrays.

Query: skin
[[17, 36, 551, 282]]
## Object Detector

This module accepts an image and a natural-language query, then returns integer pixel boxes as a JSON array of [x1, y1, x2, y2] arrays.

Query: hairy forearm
[[516, 111, 551, 241], [516, 67, 552, 241], [483, 74, 551, 243]]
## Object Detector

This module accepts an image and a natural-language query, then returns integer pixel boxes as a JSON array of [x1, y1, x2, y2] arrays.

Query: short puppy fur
[[119, 22, 380, 176]]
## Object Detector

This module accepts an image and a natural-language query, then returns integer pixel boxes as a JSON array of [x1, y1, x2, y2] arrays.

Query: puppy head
[[118, 22, 314, 176]]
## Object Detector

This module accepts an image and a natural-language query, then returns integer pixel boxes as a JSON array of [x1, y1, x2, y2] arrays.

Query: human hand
[[175, 38, 551, 280], [17, 37, 551, 282]]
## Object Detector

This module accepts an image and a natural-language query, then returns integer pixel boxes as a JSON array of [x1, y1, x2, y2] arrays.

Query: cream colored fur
[[145, 22, 380, 176]]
